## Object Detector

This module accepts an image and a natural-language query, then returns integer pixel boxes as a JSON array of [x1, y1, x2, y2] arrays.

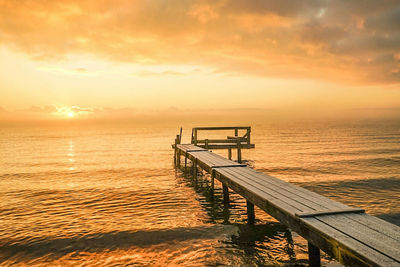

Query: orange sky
[[0, 0, 400, 121]]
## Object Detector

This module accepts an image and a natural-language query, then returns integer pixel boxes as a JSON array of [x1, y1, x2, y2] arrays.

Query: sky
[[0, 0, 400, 122]]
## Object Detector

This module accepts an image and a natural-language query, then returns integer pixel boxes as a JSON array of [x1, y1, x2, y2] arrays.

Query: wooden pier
[[172, 127, 400, 267]]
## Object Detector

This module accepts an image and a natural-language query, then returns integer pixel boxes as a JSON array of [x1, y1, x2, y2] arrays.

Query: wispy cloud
[[37, 67, 96, 76], [136, 70, 185, 76], [0, 0, 399, 84]]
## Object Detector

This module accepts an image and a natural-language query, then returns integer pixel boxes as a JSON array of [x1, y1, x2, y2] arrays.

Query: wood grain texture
[[173, 144, 400, 266]]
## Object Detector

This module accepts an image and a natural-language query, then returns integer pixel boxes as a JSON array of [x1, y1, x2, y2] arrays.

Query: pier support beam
[[247, 200, 255, 225], [308, 241, 321, 267], [184, 152, 187, 173], [223, 184, 229, 205], [211, 171, 215, 194], [228, 148, 232, 160], [174, 136, 177, 166], [193, 159, 197, 181], [176, 135, 181, 168]]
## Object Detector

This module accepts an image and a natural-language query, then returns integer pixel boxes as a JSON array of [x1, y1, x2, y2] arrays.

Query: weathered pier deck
[[172, 128, 400, 267]]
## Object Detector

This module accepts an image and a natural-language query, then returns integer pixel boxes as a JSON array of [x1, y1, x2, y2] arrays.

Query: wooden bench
[[174, 144, 400, 266], [191, 126, 255, 149], [188, 127, 255, 163]]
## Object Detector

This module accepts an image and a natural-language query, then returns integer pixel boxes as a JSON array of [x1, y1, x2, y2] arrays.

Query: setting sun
[[67, 111, 74, 118]]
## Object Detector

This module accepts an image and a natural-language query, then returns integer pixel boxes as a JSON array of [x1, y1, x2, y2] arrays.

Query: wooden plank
[[197, 144, 255, 149], [211, 165, 247, 168], [213, 168, 398, 266], [176, 144, 207, 151], [201, 154, 247, 169], [296, 208, 365, 218], [318, 215, 400, 262], [215, 166, 399, 264], [194, 151, 243, 167], [227, 136, 247, 140], [194, 126, 250, 130], [184, 149, 356, 215], [189, 153, 219, 168], [237, 167, 348, 210], [196, 139, 249, 144], [214, 169, 302, 216], [185, 151, 223, 173], [216, 168, 314, 213], [221, 167, 332, 211], [300, 217, 398, 266], [347, 213, 400, 242]]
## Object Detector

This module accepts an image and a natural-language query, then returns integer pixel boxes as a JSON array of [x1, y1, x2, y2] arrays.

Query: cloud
[[0, 0, 399, 84], [27, 105, 57, 113], [37, 66, 96, 76], [136, 70, 185, 76]]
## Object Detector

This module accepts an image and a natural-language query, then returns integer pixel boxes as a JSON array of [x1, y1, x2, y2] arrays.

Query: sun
[[67, 111, 75, 118]]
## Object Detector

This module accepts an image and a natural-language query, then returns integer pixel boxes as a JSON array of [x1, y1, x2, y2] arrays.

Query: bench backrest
[[191, 126, 251, 147]]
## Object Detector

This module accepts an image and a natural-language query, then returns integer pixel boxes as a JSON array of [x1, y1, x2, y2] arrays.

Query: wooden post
[[193, 159, 197, 179], [228, 148, 232, 160], [247, 128, 251, 145], [247, 200, 255, 225], [179, 127, 182, 143], [234, 128, 238, 137], [184, 152, 187, 173], [174, 137, 177, 166], [205, 139, 209, 149], [194, 129, 198, 145], [211, 170, 215, 194], [237, 139, 242, 163], [223, 184, 229, 205], [308, 241, 321, 267], [176, 134, 181, 167]]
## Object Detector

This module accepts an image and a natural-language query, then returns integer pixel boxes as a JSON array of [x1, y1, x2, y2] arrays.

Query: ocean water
[[0, 120, 399, 266]]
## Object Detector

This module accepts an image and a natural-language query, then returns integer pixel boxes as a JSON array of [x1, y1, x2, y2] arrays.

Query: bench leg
[[308, 241, 321, 267], [247, 200, 255, 225]]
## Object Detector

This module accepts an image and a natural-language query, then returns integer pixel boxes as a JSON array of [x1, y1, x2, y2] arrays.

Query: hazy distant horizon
[[1, 105, 400, 126]]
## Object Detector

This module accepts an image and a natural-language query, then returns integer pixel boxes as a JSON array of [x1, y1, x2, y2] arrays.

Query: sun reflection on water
[[68, 140, 76, 171]]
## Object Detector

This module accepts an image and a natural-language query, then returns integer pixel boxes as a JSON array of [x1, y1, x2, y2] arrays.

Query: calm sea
[[1, 120, 399, 266]]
